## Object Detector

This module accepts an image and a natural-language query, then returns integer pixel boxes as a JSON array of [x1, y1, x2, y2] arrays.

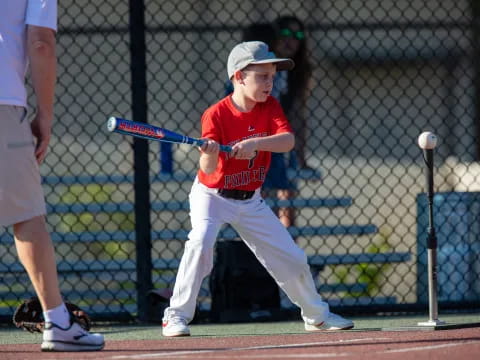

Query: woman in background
[[264, 15, 314, 228], [272, 15, 313, 171]]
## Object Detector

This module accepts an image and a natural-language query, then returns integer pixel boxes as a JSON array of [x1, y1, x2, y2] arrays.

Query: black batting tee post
[[417, 135, 445, 327], [384, 133, 479, 330]]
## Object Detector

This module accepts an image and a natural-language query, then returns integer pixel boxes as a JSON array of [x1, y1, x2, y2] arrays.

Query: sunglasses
[[279, 28, 305, 40]]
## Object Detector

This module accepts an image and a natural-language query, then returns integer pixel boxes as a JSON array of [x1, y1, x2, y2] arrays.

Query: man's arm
[[27, 25, 57, 163]]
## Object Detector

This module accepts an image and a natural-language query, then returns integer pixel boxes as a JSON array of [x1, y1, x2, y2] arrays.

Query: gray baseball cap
[[227, 41, 295, 79]]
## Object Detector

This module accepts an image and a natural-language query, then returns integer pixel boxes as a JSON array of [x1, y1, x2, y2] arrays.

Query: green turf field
[[1, 313, 479, 345]]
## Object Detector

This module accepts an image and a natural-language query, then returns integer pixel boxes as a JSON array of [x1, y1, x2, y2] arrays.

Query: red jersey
[[198, 95, 293, 191]]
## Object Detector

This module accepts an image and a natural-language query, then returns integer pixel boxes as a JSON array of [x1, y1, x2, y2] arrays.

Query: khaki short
[[0, 105, 46, 226]]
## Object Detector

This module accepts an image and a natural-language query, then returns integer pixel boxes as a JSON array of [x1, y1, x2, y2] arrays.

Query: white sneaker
[[41, 321, 104, 352], [162, 317, 190, 337], [305, 312, 354, 331]]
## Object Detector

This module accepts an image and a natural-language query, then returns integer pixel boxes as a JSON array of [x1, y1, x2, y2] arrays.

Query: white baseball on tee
[[418, 132, 438, 150]]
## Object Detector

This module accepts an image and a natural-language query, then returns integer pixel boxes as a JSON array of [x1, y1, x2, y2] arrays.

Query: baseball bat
[[107, 117, 232, 153]]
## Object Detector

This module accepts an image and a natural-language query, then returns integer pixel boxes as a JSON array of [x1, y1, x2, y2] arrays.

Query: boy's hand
[[231, 139, 257, 160], [199, 138, 220, 155]]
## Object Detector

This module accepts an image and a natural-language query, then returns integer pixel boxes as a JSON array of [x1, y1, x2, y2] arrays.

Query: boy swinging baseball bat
[[161, 41, 354, 337]]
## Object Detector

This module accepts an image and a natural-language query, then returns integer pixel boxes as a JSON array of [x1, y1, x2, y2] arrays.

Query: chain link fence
[[1, 0, 479, 322]]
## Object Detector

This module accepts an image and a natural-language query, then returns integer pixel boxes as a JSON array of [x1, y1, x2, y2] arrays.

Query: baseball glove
[[12, 297, 91, 333]]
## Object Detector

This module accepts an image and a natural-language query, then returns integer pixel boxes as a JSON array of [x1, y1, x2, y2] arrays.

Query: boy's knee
[[187, 225, 218, 248], [183, 238, 215, 274]]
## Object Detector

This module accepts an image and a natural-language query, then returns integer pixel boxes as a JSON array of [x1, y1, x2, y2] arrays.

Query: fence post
[[472, 2, 480, 160], [129, 0, 152, 322]]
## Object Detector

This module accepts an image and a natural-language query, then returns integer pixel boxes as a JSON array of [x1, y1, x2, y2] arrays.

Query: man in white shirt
[[0, 0, 104, 351]]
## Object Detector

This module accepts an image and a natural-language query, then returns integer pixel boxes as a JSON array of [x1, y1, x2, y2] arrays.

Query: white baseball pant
[[164, 177, 330, 325]]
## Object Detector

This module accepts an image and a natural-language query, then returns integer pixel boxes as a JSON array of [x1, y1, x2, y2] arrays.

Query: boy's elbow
[[287, 133, 295, 151], [202, 166, 215, 175]]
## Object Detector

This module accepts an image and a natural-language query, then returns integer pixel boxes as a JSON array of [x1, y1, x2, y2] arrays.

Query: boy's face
[[236, 63, 276, 103]]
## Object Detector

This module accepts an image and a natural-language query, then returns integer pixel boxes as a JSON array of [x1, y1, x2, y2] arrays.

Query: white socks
[[43, 302, 70, 328]]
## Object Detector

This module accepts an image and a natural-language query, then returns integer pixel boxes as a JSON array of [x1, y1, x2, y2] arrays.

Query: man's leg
[[14, 215, 105, 351], [2, 106, 104, 351], [13, 215, 62, 311]]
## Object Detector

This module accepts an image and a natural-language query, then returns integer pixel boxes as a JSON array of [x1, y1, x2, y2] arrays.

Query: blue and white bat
[[107, 117, 232, 153]]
